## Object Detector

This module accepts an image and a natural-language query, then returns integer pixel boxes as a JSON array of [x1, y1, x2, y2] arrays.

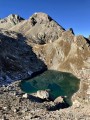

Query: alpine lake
[[20, 70, 80, 106]]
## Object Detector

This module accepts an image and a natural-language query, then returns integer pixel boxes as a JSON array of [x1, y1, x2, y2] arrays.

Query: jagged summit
[[7, 14, 24, 22], [0, 14, 24, 29], [29, 12, 53, 23], [29, 12, 65, 29]]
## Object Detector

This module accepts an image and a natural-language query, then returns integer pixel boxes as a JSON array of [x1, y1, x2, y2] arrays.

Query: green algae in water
[[20, 70, 80, 105]]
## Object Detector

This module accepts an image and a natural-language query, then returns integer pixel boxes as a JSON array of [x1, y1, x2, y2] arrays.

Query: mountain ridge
[[10, 12, 65, 45]]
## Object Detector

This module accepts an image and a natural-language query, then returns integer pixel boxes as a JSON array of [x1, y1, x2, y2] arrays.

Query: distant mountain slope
[[0, 14, 24, 29]]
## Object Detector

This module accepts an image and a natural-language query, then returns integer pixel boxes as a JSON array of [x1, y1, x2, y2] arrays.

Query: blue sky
[[0, 0, 90, 37]]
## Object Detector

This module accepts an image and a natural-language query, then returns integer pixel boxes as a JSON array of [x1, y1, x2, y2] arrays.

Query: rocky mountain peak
[[7, 14, 24, 23], [0, 14, 24, 29], [29, 12, 53, 24]]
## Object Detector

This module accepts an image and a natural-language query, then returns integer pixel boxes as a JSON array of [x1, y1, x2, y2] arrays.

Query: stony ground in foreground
[[0, 81, 90, 120]]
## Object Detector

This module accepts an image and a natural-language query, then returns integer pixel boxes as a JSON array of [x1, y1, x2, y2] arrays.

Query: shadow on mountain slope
[[0, 32, 47, 86]]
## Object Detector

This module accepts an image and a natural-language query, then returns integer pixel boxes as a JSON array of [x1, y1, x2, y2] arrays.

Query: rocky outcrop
[[0, 14, 24, 29], [54, 96, 64, 104]]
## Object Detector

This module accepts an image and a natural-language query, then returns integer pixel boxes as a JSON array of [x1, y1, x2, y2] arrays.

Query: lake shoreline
[[0, 79, 90, 120], [0, 69, 90, 120]]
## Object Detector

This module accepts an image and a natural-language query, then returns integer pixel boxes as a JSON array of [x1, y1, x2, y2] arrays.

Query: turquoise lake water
[[20, 70, 80, 105]]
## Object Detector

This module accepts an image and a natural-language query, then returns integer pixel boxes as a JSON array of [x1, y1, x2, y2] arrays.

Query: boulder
[[36, 90, 49, 99], [54, 96, 64, 104], [22, 93, 28, 98]]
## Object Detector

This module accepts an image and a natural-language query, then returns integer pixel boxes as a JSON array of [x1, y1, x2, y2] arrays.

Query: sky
[[0, 0, 90, 37]]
